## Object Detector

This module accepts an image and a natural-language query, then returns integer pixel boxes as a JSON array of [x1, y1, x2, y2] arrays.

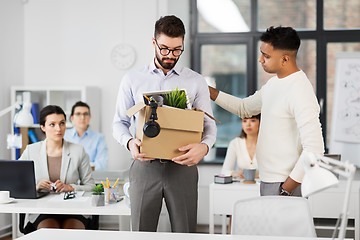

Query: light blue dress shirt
[[64, 127, 108, 170], [112, 60, 217, 151]]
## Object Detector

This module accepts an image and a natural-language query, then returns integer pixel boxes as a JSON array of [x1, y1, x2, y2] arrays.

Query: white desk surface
[[17, 229, 335, 240], [0, 192, 130, 215], [0, 192, 131, 238]]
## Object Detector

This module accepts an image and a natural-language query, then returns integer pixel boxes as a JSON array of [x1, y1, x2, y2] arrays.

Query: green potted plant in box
[[92, 184, 105, 206], [163, 88, 189, 109]]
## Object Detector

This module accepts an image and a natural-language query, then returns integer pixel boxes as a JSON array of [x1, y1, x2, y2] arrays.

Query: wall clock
[[111, 43, 136, 70]]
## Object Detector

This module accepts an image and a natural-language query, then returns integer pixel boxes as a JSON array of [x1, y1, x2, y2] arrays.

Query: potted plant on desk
[[92, 184, 105, 207]]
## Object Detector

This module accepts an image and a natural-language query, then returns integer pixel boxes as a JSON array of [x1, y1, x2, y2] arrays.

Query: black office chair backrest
[[19, 214, 99, 234]]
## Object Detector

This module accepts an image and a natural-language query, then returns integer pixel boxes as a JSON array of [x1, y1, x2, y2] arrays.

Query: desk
[[17, 228, 335, 240], [0, 192, 131, 239], [209, 181, 360, 239]]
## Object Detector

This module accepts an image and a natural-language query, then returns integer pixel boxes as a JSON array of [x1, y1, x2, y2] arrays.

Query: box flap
[[126, 102, 146, 118], [192, 107, 221, 124], [154, 106, 204, 132]]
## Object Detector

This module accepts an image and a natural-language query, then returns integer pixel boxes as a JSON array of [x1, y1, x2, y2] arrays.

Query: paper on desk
[[49, 191, 89, 202]]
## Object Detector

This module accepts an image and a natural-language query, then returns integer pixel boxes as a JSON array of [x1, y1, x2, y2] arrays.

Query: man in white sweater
[[209, 26, 324, 196]]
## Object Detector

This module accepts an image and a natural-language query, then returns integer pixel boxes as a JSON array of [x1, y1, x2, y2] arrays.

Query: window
[[191, 0, 360, 161], [258, 0, 316, 30], [197, 0, 251, 33], [201, 44, 247, 146], [324, 0, 360, 30]]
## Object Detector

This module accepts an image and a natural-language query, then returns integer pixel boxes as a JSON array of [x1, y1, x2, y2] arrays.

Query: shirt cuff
[[201, 140, 213, 154]]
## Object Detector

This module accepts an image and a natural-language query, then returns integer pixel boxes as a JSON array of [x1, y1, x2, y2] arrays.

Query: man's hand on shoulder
[[208, 86, 219, 101], [128, 138, 154, 162], [172, 143, 209, 166]]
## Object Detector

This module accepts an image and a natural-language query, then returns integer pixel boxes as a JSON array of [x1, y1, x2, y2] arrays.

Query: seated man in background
[[64, 101, 108, 170]]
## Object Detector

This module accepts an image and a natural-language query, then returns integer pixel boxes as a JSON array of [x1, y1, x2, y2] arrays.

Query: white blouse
[[221, 137, 258, 174]]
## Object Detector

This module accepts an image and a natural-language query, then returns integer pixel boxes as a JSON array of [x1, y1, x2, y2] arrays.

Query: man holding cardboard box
[[113, 15, 216, 232]]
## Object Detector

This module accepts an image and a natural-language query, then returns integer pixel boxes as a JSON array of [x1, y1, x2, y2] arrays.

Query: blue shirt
[[64, 127, 108, 170], [112, 60, 217, 150]]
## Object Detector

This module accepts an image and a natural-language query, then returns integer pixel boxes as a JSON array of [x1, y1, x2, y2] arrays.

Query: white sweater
[[221, 137, 258, 175], [215, 70, 324, 183]]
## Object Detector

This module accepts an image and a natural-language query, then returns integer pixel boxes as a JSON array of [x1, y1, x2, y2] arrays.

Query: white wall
[[0, 0, 24, 158], [0, 0, 24, 231], [21, 0, 193, 171], [22, 0, 187, 171]]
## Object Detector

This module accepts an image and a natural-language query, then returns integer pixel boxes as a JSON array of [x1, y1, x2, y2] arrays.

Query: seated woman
[[221, 114, 260, 233], [221, 114, 261, 179], [19, 105, 94, 230]]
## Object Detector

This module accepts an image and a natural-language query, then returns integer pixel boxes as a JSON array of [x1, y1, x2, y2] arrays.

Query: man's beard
[[156, 52, 179, 70]]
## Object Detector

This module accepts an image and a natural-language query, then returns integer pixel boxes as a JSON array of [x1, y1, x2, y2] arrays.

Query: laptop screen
[[0, 160, 43, 199]]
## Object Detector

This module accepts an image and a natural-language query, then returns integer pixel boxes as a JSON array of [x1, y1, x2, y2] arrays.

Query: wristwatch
[[279, 185, 291, 196]]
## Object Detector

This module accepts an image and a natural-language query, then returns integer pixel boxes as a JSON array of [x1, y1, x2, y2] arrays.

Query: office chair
[[19, 213, 99, 234], [231, 196, 316, 237]]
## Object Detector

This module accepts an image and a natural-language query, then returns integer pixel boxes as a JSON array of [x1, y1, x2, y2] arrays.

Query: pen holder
[[105, 187, 117, 204]]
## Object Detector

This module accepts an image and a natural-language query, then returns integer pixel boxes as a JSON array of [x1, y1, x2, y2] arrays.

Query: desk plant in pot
[[92, 184, 105, 207]]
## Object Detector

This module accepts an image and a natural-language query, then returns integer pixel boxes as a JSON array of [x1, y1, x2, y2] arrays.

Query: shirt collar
[[70, 127, 90, 137], [149, 59, 181, 76], [68, 127, 77, 137]]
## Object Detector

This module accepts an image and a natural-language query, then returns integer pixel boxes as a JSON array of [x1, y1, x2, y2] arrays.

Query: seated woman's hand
[[36, 179, 54, 191], [232, 170, 245, 179], [54, 180, 75, 193]]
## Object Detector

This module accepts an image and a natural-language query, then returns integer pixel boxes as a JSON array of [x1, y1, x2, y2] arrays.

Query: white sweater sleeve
[[288, 79, 325, 182], [215, 90, 262, 118]]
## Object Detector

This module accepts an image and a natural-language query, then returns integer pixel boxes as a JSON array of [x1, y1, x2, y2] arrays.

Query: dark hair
[[260, 26, 300, 51], [39, 105, 66, 127], [71, 101, 90, 116], [239, 114, 261, 139], [154, 15, 185, 40]]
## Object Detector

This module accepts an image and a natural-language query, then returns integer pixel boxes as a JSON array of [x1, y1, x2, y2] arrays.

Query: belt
[[153, 159, 172, 163]]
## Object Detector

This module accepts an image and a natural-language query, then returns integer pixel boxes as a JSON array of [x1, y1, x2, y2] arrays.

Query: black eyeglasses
[[155, 39, 184, 57], [63, 191, 76, 200], [74, 112, 90, 117]]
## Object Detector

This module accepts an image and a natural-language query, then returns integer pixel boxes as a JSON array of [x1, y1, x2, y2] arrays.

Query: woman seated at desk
[[221, 114, 260, 179], [19, 105, 94, 231]]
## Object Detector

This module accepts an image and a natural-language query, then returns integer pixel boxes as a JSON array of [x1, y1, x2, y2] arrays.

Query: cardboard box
[[126, 102, 204, 160]]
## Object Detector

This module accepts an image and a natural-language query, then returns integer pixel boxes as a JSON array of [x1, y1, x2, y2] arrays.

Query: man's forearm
[[282, 177, 300, 193], [208, 86, 219, 101]]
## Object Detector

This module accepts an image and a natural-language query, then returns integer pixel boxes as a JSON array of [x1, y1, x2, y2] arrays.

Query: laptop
[[0, 160, 49, 199]]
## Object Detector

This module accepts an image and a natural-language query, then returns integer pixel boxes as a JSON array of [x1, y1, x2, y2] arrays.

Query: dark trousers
[[129, 160, 198, 232]]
